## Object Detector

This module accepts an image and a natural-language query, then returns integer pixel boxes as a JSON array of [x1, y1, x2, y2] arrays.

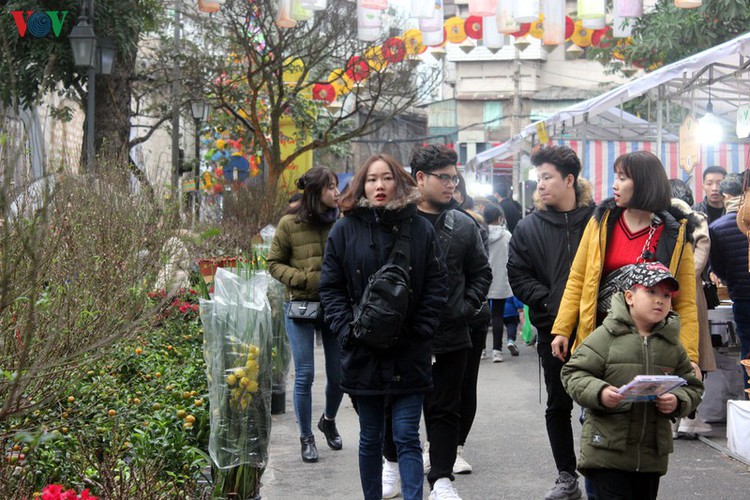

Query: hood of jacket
[[533, 177, 595, 211], [353, 187, 422, 226], [487, 223, 510, 243], [725, 196, 741, 213], [601, 292, 680, 346]]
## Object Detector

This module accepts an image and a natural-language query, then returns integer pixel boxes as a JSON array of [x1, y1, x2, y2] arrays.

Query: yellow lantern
[[282, 57, 306, 84], [570, 21, 592, 47], [445, 17, 468, 44], [529, 15, 544, 40], [403, 29, 426, 56]]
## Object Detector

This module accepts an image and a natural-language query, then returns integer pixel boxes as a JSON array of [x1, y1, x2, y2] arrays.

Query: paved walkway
[[260, 338, 750, 499]]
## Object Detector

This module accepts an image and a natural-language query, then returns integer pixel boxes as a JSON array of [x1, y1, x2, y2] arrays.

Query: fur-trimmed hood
[[593, 197, 700, 244], [356, 186, 422, 211], [533, 177, 595, 211]]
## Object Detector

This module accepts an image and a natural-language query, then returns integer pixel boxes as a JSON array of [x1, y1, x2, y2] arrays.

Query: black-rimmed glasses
[[424, 172, 461, 186]]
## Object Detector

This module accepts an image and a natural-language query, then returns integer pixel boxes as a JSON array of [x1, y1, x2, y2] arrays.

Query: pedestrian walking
[[267, 167, 344, 463], [484, 203, 513, 362], [319, 154, 448, 500]]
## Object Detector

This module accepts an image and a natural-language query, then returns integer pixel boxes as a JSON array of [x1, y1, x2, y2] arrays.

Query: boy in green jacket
[[561, 262, 704, 499]]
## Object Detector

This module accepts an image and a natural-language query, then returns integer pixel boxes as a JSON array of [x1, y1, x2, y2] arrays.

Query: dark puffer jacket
[[562, 293, 704, 476], [426, 199, 492, 354], [709, 198, 750, 301], [319, 190, 448, 396]]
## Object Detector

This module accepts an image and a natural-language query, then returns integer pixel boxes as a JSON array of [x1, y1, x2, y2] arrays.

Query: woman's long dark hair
[[288, 167, 338, 225], [339, 154, 416, 213]]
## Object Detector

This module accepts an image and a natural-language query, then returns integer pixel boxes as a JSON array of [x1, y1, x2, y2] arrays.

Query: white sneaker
[[480, 349, 487, 359], [422, 442, 431, 475], [452, 445, 472, 474], [492, 350, 503, 363], [382, 459, 401, 499], [507, 341, 519, 356], [428, 478, 462, 500], [678, 414, 713, 437]]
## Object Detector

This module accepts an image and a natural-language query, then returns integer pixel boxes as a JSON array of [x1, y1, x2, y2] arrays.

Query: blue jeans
[[354, 394, 424, 500], [285, 305, 343, 437], [733, 300, 750, 395]]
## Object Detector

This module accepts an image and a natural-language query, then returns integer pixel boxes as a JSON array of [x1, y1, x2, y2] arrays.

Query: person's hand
[[691, 361, 701, 379], [709, 272, 722, 287], [655, 393, 678, 415], [551, 335, 569, 362], [600, 386, 625, 409]]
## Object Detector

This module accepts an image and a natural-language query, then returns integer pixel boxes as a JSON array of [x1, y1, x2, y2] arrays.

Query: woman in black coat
[[320, 154, 447, 500]]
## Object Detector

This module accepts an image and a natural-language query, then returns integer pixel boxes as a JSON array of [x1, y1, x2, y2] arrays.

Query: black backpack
[[350, 220, 412, 352]]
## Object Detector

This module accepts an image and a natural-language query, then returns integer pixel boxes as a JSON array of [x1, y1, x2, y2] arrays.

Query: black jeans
[[490, 298, 507, 350], [458, 321, 488, 446], [537, 340, 577, 476], [586, 468, 660, 499], [424, 348, 469, 486]]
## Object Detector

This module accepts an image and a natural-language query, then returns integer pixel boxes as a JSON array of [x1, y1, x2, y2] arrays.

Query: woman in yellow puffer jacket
[[551, 151, 700, 370]]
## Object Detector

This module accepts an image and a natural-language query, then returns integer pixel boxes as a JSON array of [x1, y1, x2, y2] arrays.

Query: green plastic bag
[[520, 304, 533, 345]]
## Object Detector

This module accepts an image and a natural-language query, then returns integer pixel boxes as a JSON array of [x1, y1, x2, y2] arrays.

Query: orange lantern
[[445, 17, 468, 44], [464, 15, 483, 40], [198, 0, 220, 13]]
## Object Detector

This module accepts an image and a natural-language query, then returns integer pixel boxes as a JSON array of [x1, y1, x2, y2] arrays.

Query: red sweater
[[603, 216, 664, 276]]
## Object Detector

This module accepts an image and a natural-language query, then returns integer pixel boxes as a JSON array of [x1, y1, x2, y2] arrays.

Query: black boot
[[317, 414, 343, 450], [300, 435, 318, 463]]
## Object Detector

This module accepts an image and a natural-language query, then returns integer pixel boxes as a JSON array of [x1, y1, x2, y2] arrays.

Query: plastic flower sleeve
[[200, 267, 273, 470]]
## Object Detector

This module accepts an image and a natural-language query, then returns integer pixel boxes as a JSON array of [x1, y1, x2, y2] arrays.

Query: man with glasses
[[402, 144, 491, 500]]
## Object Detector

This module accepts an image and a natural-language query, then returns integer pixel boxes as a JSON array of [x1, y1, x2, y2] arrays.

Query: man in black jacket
[[410, 144, 491, 500], [693, 165, 727, 225], [493, 183, 522, 233], [507, 146, 593, 500]]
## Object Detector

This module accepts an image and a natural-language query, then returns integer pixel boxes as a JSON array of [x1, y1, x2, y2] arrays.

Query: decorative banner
[[737, 104, 750, 139], [679, 115, 700, 174], [536, 121, 550, 144], [278, 116, 313, 194]]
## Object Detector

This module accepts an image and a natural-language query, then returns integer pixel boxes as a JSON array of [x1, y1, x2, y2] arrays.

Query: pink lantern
[[419, 2, 444, 33], [497, 0, 519, 34], [358, 6, 382, 28], [358, 25, 380, 41], [542, 0, 565, 46], [469, 0, 497, 17], [358, 0, 388, 10], [410, 0, 435, 19], [275, 0, 297, 28], [614, 0, 642, 18]]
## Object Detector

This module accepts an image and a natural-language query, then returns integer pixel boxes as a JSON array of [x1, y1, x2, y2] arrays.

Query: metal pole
[[86, 66, 95, 172], [194, 117, 201, 225], [656, 86, 664, 162], [171, 0, 181, 200], [512, 47, 521, 200]]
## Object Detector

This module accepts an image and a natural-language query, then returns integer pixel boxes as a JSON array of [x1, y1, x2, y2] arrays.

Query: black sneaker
[[544, 471, 582, 500]]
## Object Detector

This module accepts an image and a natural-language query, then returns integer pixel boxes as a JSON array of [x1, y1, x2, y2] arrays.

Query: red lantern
[[510, 23, 531, 38], [312, 83, 336, 104], [345, 56, 370, 82], [464, 15, 483, 40], [382, 37, 406, 63], [565, 16, 575, 40], [591, 27, 613, 48]]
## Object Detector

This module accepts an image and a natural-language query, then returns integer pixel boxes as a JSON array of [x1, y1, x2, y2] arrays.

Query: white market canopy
[[474, 31, 750, 166]]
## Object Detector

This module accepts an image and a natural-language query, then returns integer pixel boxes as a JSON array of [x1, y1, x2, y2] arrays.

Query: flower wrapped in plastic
[[201, 268, 273, 499]]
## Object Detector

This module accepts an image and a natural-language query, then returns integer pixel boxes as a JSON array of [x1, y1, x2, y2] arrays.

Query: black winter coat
[[709, 211, 750, 301], [319, 197, 448, 396], [424, 199, 492, 354], [507, 200, 594, 341]]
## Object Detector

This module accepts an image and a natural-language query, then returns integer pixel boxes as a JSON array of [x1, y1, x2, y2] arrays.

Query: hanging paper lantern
[[445, 17, 468, 44], [513, 0, 539, 23], [510, 22, 531, 38], [382, 37, 407, 63], [578, 0, 606, 20], [614, 0, 642, 17], [345, 56, 371, 82], [301, 0, 327, 10], [675, 0, 702, 8], [570, 21, 592, 47], [540, 0, 565, 45], [359, 0, 387, 10], [582, 17, 606, 30], [497, 0, 519, 34], [275, 0, 297, 28], [612, 15, 633, 38], [403, 29, 427, 56], [529, 15, 544, 40], [363, 46, 387, 71], [469, 0, 497, 17], [482, 15, 504, 50], [282, 57, 306, 84], [565, 16, 575, 40], [198, 0, 220, 14], [357, 6, 382, 28], [465, 16, 484, 40], [419, 2, 444, 32], [358, 25, 380, 41], [411, 0, 436, 18], [591, 27, 613, 48], [422, 28, 445, 47], [291, 0, 313, 21], [312, 83, 336, 104]]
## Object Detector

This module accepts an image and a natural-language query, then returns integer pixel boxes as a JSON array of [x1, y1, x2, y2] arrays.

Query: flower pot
[[271, 384, 286, 415]]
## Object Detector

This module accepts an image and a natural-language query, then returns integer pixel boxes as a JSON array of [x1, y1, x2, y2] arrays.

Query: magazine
[[617, 375, 687, 402]]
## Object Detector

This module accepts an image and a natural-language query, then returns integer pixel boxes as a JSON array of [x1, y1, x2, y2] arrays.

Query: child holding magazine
[[561, 262, 704, 499]]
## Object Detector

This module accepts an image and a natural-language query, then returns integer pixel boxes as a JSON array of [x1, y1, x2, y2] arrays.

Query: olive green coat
[[267, 214, 332, 301], [561, 292, 704, 476]]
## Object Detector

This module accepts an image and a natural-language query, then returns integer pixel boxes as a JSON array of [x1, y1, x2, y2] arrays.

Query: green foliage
[[0, 290, 209, 498], [588, 0, 750, 74]]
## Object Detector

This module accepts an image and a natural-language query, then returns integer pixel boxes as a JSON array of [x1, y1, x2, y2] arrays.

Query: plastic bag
[[200, 267, 273, 470], [520, 304, 533, 344]]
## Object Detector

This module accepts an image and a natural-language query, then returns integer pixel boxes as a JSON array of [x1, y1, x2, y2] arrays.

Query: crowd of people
[[269, 144, 749, 500]]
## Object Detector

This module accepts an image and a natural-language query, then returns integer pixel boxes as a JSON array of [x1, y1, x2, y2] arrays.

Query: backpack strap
[[437, 209, 456, 255], [388, 218, 412, 270]]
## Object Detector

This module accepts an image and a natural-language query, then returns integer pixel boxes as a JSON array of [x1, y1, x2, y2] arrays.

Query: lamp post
[[190, 99, 209, 221], [69, 0, 116, 172]]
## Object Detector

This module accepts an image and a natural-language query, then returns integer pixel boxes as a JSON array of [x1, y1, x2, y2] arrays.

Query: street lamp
[[190, 99, 210, 220], [69, 1, 116, 172]]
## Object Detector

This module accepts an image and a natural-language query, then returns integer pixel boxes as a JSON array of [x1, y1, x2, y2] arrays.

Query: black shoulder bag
[[350, 219, 412, 352]]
